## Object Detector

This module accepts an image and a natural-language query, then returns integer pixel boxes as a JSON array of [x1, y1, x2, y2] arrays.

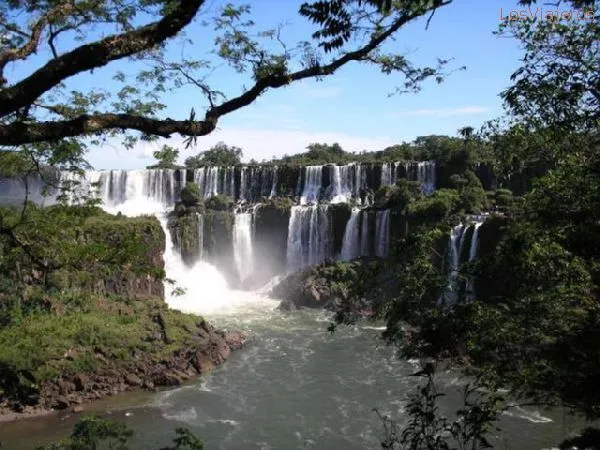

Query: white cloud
[[391, 106, 491, 118], [86, 127, 398, 169]]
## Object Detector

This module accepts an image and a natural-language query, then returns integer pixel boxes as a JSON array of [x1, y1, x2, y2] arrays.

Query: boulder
[[125, 374, 143, 387]]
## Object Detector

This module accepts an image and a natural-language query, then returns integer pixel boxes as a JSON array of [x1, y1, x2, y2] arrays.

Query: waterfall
[[286, 205, 332, 270], [465, 221, 483, 301], [269, 166, 279, 198], [240, 167, 249, 202], [340, 209, 361, 261], [443, 224, 468, 304], [196, 213, 204, 261], [380, 163, 399, 187], [240, 166, 276, 202], [354, 164, 368, 201], [330, 165, 354, 204], [375, 209, 391, 258], [233, 213, 254, 283], [300, 166, 323, 205], [58, 168, 182, 210], [418, 161, 436, 194], [360, 210, 370, 257]]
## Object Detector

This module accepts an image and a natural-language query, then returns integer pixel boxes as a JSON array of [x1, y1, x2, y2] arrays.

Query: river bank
[[0, 319, 247, 424]]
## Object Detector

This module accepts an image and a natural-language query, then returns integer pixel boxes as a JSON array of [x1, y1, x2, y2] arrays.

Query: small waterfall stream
[[286, 205, 332, 270], [340, 208, 361, 261], [465, 221, 483, 301], [375, 210, 391, 258], [300, 166, 323, 204], [233, 213, 254, 284]]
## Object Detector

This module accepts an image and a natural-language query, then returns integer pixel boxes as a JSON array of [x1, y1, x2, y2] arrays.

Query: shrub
[[459, 186, 488, 213], [408, 189, 460, 226], [180, 183, 202, 207], [205, 195, 231, 211]]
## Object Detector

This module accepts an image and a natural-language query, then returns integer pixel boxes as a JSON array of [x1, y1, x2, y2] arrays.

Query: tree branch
[[0, 0, 452, 145], [207, 0, 452, 121], [0, 113, 217, 145], [0, 0, 205, 118], [0, 3, 76, 77]]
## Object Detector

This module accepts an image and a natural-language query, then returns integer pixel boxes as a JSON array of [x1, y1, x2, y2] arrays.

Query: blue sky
[[5, 0, 529, 169]]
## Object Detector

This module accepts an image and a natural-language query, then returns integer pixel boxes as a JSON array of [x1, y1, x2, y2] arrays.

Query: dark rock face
[[253, 203, 291, 286], [37, 322, 248, 411], [271, 260, 382, 315]]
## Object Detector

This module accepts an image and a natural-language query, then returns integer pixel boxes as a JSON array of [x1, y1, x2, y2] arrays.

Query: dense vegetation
[[0, 200, 217, 411]]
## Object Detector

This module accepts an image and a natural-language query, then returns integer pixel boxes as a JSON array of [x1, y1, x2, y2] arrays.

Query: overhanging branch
[[0, 0, 205, 118], [0, 0, 453, 145], [0, 114, 217, 145]]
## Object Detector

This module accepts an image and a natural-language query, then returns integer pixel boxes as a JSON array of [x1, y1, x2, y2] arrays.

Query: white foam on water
[[502, 406, 553, 424]]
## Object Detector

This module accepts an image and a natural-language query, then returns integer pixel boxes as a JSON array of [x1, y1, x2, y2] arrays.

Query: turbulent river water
[[0, 291, 592, 449], [0, 199, 592, 449]]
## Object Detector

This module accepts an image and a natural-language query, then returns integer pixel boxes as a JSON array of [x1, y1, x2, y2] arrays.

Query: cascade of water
[[196, 213, 204, 261], [220, 167, 235, 198], [330, 165, 354, 204], [443, 224, 467, 304], [206, 167, 220, 198], [193, 167, 220, 199], [340, 209, 361, 261], [233, 213, 254, 283], [354, 164, 367, 201], [360, 210, 370, 257], [300, 166, 323, 205], [240, 167, 248, 201], [381, 163, 392, 186], [375, 209, 391, 258], [193, 168, 205, 198], [286, 205, 332, 270], [465, 221, 483, 301], [269, 166, 279, 198], [418, 161, 436, 194]]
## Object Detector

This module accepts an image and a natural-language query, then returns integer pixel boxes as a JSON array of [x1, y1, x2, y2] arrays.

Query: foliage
[[159, 428, 204, 450], [0, 295, 203, 398], [0, 204, 164, 291], [39, 415, 133, 450], [38, 416, 203, 450], [0, 0, 457, 160], [179, 182, 202, 207], [407, 190, 460, 227], [149, 145, 180, 169], [378, 373, 502, 450], [375, 180, 422, 209], [185, 142, 243, 168], [205, 194, 232, 211], [499, 9, 599, 136]]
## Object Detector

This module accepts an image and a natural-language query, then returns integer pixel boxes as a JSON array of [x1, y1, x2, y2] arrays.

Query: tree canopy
[[149, 145, 180, 169], [185, 142, 243, 167]]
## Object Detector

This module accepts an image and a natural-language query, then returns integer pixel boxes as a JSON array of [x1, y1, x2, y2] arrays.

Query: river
[[0, 291, 590, 449]]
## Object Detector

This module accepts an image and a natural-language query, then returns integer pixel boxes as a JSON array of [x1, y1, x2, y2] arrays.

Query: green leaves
[[151, 145, 180, 169], [38, 416, 204, 450], [184, 142, 243, 167]]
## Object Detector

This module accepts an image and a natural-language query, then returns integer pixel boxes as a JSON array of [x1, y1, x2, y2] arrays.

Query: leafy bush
[[39, 416, 203, 450], [180, 183, 202, 207], [408, 189, 460, 226], [205, 195, 231, 211], [459, 186, 488, 213]]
